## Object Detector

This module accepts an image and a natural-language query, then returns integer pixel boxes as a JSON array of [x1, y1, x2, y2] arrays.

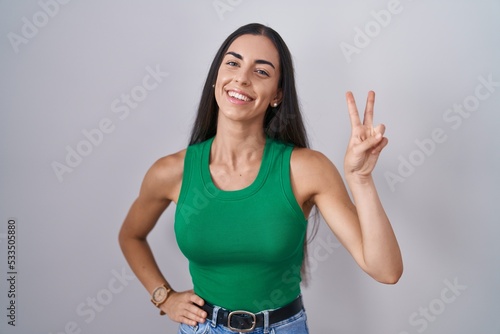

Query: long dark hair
[[189, 23, 309, 149]]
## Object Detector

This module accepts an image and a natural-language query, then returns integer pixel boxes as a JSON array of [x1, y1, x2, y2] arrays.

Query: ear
[[271, 89, 283, 107]]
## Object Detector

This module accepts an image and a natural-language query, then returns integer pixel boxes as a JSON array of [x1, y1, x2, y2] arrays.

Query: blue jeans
[[178, 308, 309, 334]]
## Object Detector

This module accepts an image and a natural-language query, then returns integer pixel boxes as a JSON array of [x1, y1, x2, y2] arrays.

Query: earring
[[212, 84, 215, 88], [273, 103, 278, 107]]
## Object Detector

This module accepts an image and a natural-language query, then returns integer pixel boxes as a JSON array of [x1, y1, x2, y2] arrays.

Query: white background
[[1, 0, 499, 333]]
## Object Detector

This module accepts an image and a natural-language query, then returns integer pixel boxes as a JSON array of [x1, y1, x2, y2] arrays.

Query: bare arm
[[292, 91, 402, 284], [118, 151, 207, 325], [342, 91, 402, 282]]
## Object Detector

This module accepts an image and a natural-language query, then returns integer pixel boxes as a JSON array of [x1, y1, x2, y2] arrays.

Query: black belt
[[201, 296, 303, 332]]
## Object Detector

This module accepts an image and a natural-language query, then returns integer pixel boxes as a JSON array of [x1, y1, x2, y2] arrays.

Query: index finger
[[189, 293, 205, 307], [346, 91, 361, 128]]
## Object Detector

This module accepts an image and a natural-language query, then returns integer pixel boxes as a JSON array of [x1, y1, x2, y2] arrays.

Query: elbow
[[118, 230, 127, 253], [365, 258, 404, 284], [377, 273, 402, 285], [118, 226, 127, 247], [118, 226, 135, 251], [374, 266, 403, 285], [118, 225, 147, 251]]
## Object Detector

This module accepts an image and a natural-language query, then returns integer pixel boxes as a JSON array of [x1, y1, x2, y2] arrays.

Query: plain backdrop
[[1, 1, 499, 333]]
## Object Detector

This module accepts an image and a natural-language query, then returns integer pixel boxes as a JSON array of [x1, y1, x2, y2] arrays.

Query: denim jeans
[[178, 308, 309, 334]]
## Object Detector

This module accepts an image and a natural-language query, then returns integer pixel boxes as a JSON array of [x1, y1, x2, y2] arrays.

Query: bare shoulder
[[291, 147, 339, 178], [141, 149, 187, 202], [149, 149, 186, 179], [290, 147, 345, 203]]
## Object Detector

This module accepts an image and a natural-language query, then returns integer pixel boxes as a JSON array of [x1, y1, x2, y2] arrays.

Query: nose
[[234, 67, 251, 86]]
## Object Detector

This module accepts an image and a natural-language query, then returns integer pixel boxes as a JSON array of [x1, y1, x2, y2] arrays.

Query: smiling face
[[214, 34, 282, 126]]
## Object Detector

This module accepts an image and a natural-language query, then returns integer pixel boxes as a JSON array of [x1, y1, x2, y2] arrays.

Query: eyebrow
[[225, 51, 276, 70]]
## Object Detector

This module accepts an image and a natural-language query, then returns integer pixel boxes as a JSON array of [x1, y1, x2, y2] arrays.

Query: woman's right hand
[[161, 289, 208, 326]]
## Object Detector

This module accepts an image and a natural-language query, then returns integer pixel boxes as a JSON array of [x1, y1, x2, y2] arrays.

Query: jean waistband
[[201, 296, 303, 332]]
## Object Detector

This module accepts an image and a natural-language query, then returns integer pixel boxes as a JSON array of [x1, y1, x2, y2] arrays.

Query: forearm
[[119, 224, 207, 325], [119, 234, 172, 294], [346, 175, 403, 283]]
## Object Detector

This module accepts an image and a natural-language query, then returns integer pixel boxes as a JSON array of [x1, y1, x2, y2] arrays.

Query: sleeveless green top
[[174, 137, 307, 312]]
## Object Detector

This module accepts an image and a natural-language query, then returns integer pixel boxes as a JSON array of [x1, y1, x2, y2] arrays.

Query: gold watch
[[151, 284, 171, 315]]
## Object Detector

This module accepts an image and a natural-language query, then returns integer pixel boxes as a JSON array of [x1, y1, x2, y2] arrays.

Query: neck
[[211, 115, 267, 169]]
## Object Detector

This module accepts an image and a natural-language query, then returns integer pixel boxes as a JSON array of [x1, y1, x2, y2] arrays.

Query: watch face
[[153, 286, 167, 303]]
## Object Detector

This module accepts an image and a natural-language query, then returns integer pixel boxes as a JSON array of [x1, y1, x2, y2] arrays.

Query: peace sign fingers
[[346, 90, 376, 130], [343, 90, 387, 177]]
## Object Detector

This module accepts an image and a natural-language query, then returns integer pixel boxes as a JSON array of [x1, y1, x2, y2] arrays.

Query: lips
[[226, 89, 253, 102]]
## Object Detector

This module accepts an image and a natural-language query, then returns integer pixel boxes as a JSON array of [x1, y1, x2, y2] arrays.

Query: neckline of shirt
[[201, 136, 273, 200]]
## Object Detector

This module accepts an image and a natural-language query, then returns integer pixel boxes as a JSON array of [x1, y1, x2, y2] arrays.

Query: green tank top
[[174, 136, 307, 312]]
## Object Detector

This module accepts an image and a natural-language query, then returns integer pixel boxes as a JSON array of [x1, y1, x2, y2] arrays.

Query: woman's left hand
[[344, 91, 388, 179]]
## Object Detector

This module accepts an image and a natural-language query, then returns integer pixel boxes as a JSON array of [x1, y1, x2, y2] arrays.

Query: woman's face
[[214, 34, 282, 125]]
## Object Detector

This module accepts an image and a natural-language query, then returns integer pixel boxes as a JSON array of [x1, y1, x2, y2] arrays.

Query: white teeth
[[228, 90, 251, 101]]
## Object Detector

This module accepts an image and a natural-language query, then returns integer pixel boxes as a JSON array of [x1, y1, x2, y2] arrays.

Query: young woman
[[119, 23, 403, 333]]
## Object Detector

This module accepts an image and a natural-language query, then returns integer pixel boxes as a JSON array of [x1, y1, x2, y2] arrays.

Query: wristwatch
[[151, 284, 172, 315]]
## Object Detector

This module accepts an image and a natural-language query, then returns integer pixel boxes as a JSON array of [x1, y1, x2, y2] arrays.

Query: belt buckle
[[227, 310, 256, 332]]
